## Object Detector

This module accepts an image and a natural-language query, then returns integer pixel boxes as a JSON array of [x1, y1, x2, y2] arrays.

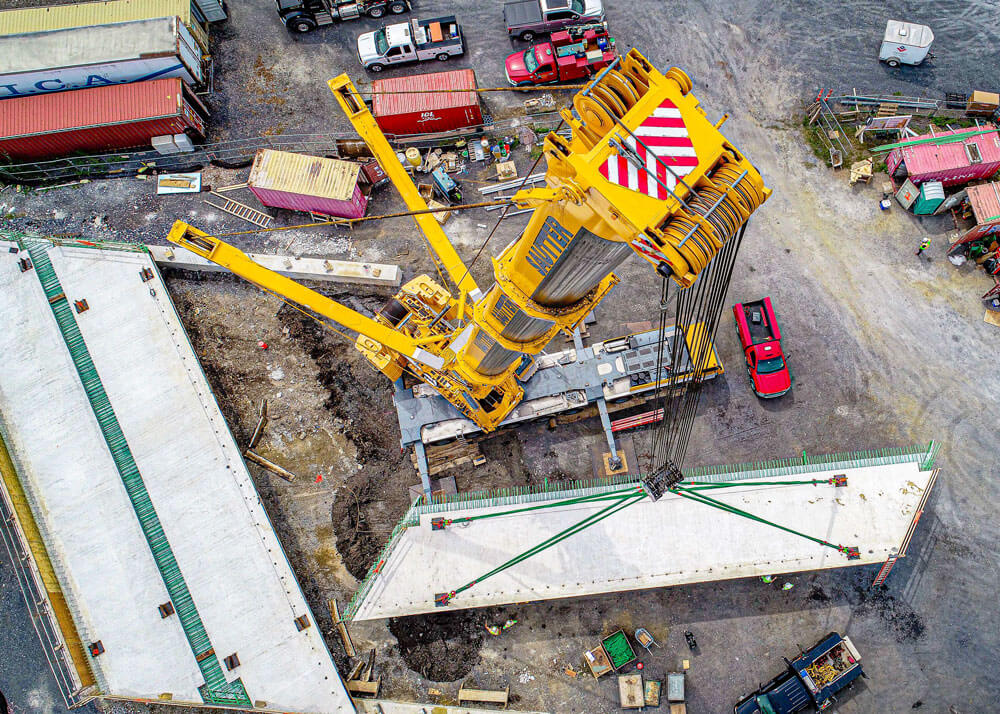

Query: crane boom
[[330, 75, 482, 302], [170, 51, 770, 434], [325, 50, 769, 430], [165, 222, 445, 371]]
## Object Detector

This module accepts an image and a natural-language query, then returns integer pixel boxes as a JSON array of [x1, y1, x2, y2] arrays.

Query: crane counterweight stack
[[170, 50, 770, 437]]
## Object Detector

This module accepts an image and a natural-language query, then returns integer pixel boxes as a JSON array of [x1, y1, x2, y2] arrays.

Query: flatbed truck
[[357, 16, 464, 72], [734, 632, 864, 714], [504, 24, 614, 86]]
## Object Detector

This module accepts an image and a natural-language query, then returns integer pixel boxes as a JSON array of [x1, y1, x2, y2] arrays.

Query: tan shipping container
[[0, 0, 209, 51]]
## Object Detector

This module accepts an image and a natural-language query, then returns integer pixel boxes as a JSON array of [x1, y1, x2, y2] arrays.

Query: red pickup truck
[[732, 297, 791, 398], [505, 26, 614, 86]]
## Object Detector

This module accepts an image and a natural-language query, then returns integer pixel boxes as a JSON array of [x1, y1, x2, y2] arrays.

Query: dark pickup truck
[[735, 632, 864, 714], [503, 0, 604, 41]]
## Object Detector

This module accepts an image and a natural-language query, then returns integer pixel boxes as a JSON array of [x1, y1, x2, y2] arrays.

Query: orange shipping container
[[0, 78, 206, 162]]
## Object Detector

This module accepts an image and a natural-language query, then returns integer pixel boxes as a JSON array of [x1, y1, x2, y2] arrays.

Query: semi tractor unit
[[168, 50, 770, 434], [276, 0, 411, 32]]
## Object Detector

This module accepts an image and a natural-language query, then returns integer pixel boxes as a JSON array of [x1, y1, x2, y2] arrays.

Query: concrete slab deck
[[0, 241, 354, 713], [349, 458, 936, 620]]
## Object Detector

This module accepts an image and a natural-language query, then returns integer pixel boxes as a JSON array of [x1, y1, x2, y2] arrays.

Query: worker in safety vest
[[916, 237, 931, 257], [760, 575, 775, 583]]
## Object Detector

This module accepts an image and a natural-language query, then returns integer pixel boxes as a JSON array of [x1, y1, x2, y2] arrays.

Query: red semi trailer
[[0, 78, 206, 162]]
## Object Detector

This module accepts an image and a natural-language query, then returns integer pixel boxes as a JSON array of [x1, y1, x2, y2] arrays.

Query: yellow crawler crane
[[169, 50, 769, 432]]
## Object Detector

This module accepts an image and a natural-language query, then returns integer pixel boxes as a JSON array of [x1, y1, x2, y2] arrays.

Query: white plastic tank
[[880, 20, 934, 67]]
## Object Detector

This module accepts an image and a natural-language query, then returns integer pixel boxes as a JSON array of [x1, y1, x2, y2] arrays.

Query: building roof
[[346, 453, 937, 620], [0, 0, 194, 36], [249, 150, 361, 201], [0, 16, 183, 74], [897, 128, 1000, 177], [967, 181, 1000, 225], [0, 236, 354, 713]]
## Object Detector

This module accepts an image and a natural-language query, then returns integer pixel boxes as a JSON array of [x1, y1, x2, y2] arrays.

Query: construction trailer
[[878, 20, 934, 67], [371, 69, 483, 136], [955, 182, 1000, 245], [247, 149, 368, 218], [886, 127, 1000, 188]]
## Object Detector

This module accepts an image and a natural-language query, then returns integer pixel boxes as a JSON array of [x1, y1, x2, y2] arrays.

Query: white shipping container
[[0, 16, 205, 99]]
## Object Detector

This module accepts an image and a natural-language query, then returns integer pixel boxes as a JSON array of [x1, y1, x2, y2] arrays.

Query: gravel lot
[[2, 1, 999, 713]]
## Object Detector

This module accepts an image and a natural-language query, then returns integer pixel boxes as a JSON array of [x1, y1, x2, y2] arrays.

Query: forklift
[[275, 0, 411, 33]]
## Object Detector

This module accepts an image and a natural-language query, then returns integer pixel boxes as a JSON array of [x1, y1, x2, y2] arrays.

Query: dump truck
[[505, 24, 614, 85], [357, 16, 464, 72], [732, 297, 791, 398], [734, 632, 864, 714], [503, 0, 604, 41], [276, 0, 410, 32]]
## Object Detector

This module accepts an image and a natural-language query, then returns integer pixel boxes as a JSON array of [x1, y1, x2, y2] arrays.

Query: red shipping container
[[887, 127, 1000, 187], [372, 69, 483, 136], [248, 149, 367, 219], [953, 181, 1000, 246], [0, 78, 206, 162]]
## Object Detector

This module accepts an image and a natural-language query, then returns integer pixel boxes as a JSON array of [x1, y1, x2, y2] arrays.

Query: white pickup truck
[[357, 16, 465, 72]]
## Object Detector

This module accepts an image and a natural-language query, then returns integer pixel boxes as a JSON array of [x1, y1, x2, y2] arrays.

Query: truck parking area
[[1, 1, 999, 714]]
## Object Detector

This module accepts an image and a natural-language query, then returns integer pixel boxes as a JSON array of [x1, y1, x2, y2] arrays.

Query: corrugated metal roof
[[249, 150, 361, 200], [0, 16, 184, 74], [901, 127, 1000, 175], [372, 69, 478, 117], [968, 182, 1000, 224], [0, 78, 183, 139], [0, 0, 193, 36]]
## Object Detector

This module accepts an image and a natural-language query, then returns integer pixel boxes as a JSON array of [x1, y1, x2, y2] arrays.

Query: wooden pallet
[[412, 439, 484, 476], [876, 102, 899, 118], [204, 192, 273, 228]]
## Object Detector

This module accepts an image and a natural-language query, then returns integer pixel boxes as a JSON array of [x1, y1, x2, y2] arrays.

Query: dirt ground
[[3, 1, 1000, 713]]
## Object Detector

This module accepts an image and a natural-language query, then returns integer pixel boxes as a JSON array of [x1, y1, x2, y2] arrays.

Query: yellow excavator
[[168, 49, 770, 433]]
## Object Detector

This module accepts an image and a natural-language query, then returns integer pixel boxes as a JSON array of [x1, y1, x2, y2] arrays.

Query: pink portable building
[[248, 149, 367, 218], [887, 127, 1000, 187]]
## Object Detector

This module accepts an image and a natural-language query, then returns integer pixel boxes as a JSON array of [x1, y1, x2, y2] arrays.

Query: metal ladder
[[204, 192, 274, 228], [22, 240, 251, 707]]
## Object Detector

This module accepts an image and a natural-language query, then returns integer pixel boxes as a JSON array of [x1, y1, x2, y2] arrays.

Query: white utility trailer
[[879, 20, 934, 67]]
